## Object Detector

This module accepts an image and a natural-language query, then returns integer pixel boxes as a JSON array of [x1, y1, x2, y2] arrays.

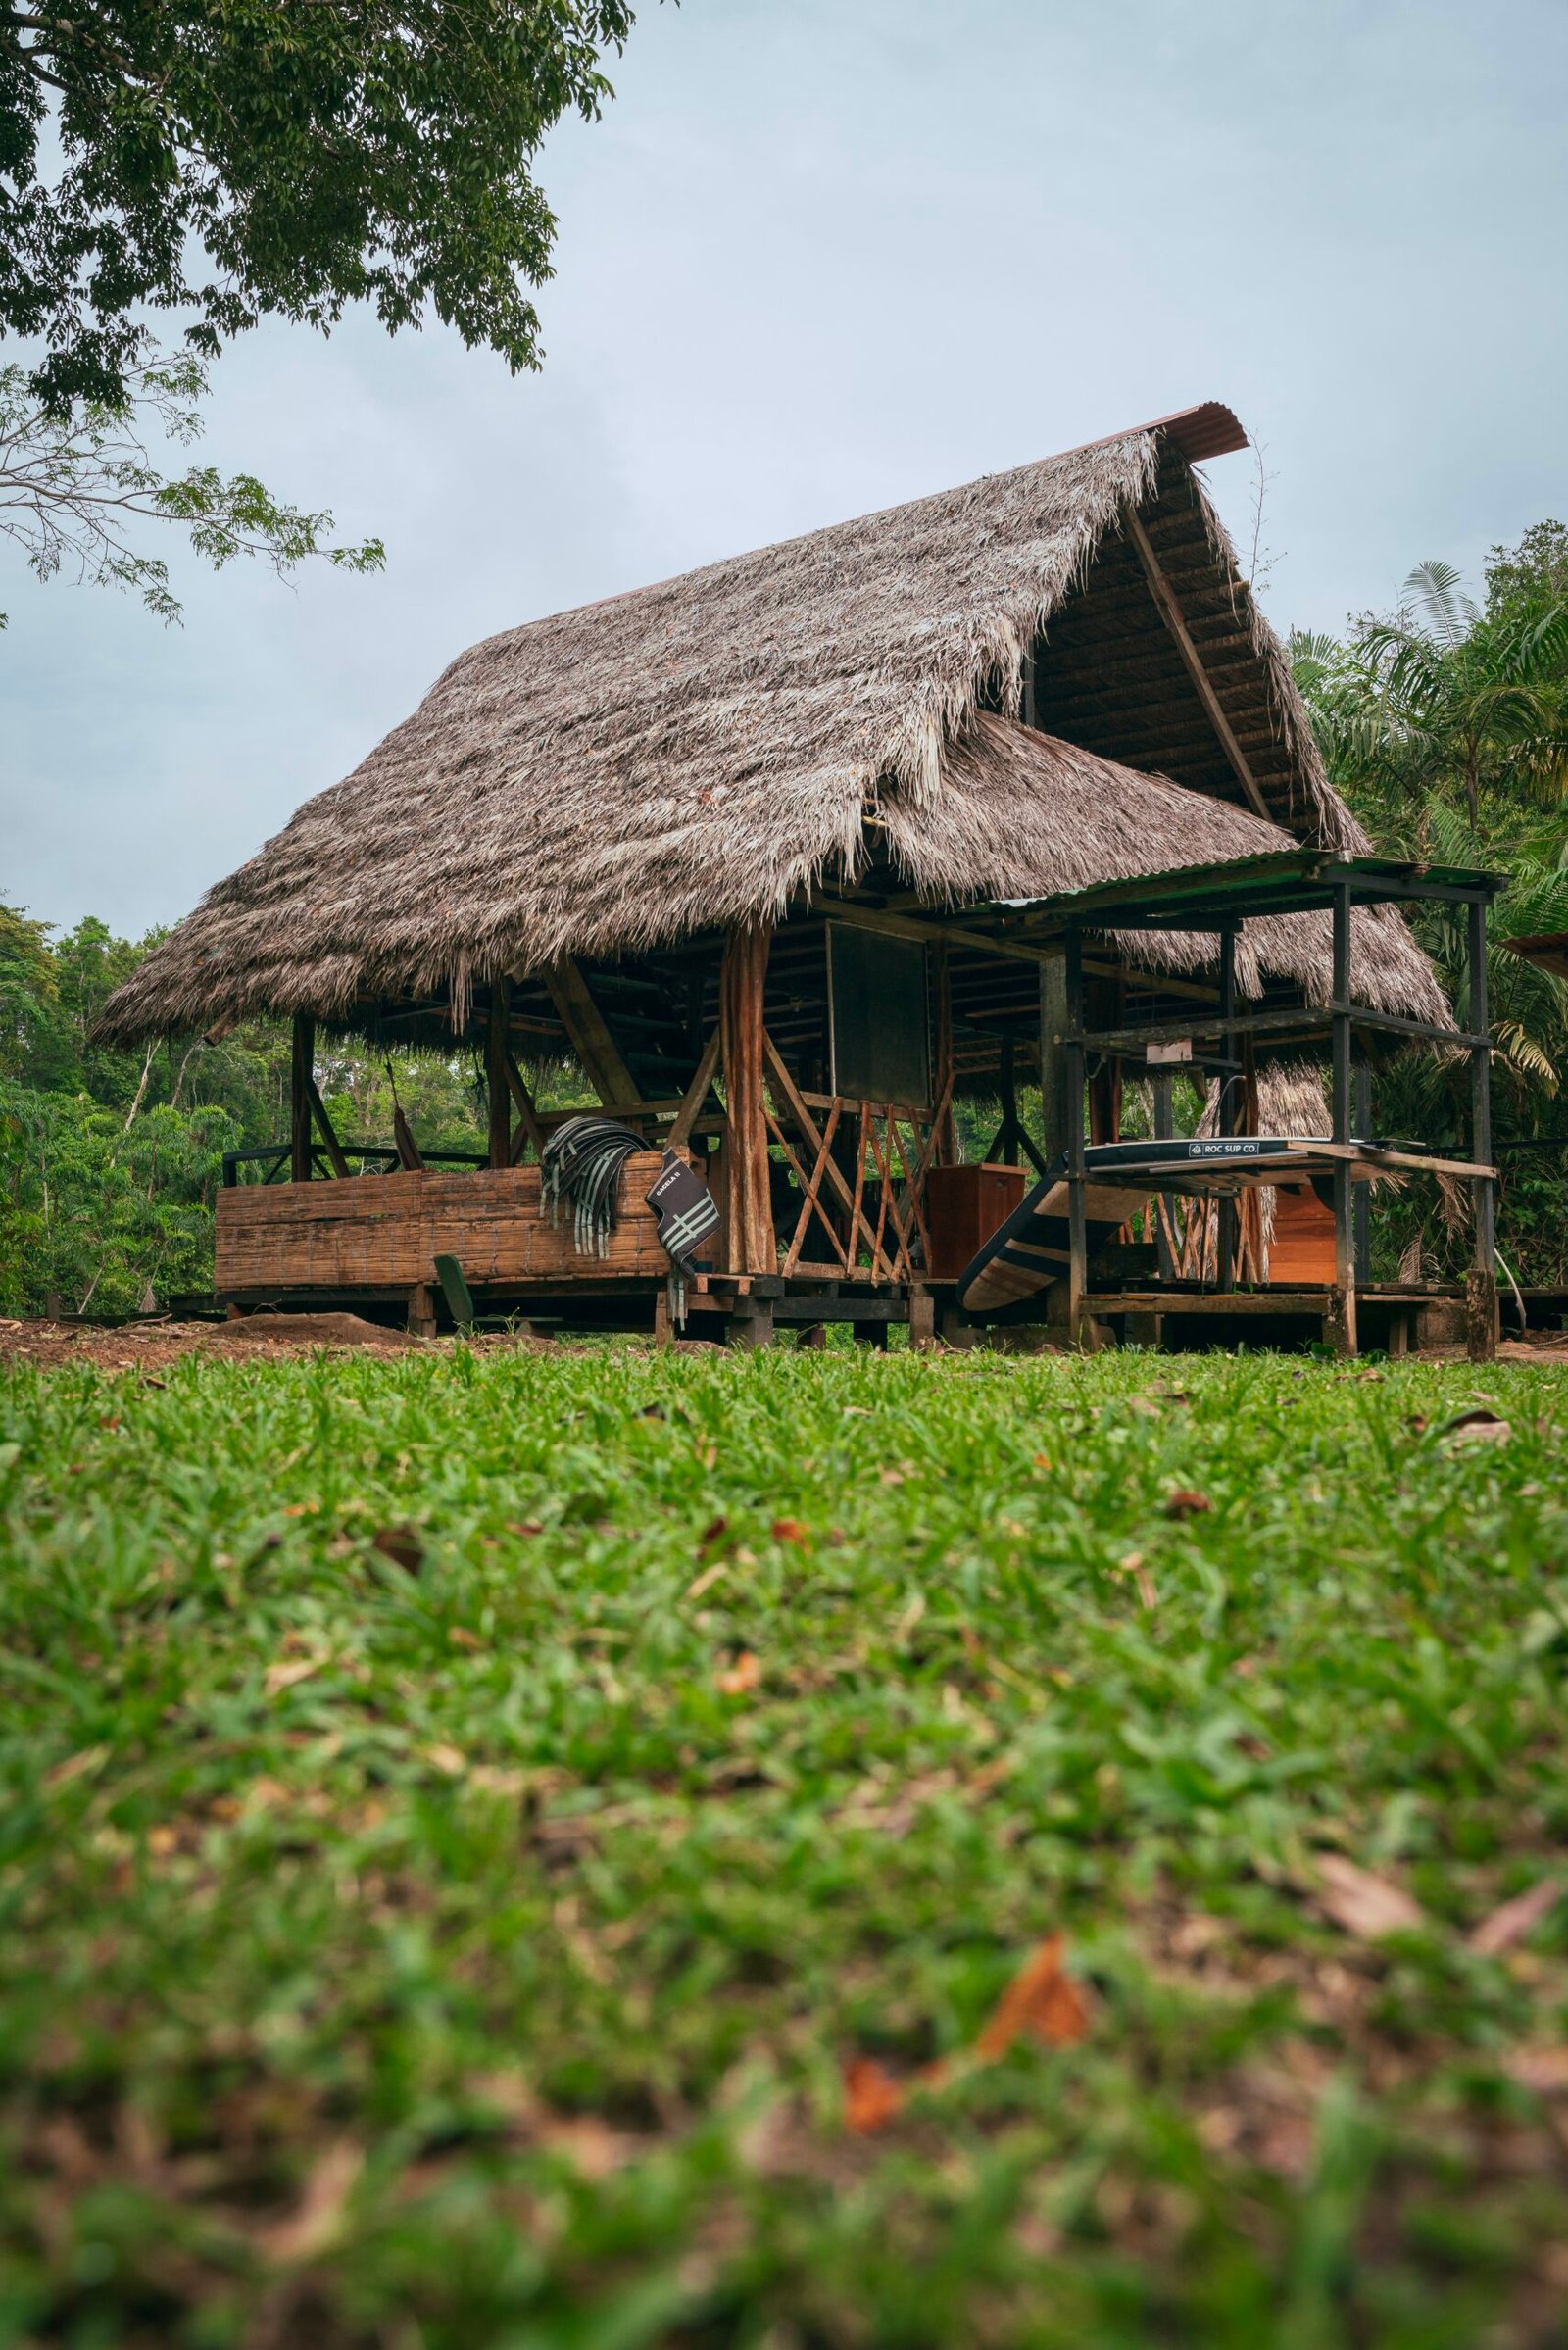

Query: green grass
[[3, 1343, 1568, 2348]]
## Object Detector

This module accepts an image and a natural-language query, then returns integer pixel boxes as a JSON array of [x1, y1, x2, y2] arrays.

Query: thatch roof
[[883, 715, 1446, 1016], [98, 403, 1444, 1045]]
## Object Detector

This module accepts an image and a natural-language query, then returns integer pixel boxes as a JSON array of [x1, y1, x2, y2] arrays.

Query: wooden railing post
[[290, 1015, 315, 1183], [719, 922, 775, 1274]]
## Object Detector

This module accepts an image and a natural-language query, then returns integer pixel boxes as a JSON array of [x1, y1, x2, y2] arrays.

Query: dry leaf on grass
[[715, 1650, 761, 1696], [1116, 1552, 1157, 1610], [1505, 2046, 1568, 2097], [686, 1558, 730, 1601], [1164, 1488, 1212, 1520], [258, 2139, 364, 2264], [1439, 1407, 1512, 1447], [422, 1743, 466, 1778], [448, 1626, 484, 1652], [1469, 1879, 1563, 1957], [769, 1518, 808, 1542], [975, 1933, 1090, 2058], [1310, 1854, 1425, 1940], [842, 2055, 906, 2133], [842, 1933, 1088, 2133], [371, 1524, 424, 1572], [264, 1657, 322, 1697]]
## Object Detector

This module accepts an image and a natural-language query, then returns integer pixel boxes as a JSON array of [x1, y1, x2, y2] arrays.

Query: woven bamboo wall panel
[[215, 1161, 674, 1290]]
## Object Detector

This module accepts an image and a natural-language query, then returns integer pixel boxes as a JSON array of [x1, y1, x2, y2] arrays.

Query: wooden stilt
[[907, 1287, 937, 1351], [1064, 926, 1089, 1349], [487, 978, 512, 1170], [719, 923, 775, 1275], [291, 1015, 315, 1183]]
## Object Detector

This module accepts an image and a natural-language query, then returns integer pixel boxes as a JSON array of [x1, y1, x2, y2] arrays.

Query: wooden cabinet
[[924, 1163, 1030, 1280]]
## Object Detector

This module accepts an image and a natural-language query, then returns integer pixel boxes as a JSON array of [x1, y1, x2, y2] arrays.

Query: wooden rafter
[[1123, 506, 1274, 824], [543, 957, 640, 1109], [304, 1074, 352, 1178]]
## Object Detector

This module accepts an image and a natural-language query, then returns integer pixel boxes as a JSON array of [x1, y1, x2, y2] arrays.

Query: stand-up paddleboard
[[956, 1138, 1360, 1317]]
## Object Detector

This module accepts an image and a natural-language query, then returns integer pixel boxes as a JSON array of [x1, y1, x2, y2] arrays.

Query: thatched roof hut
[[99, 402, 1445, 1049]]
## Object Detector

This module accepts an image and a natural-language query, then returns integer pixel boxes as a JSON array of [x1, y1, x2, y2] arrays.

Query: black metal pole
[[1353, 1061, 1372, 1286], [1468, 894, 1497, 1361], [1330, 881, 1357, 1354], [1217, 925, 1238, 1293], [1152, 1070, 1176, 1282], [1064, 924, 1089, 1348]]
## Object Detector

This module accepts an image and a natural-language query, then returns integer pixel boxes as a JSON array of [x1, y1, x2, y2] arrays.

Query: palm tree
[[1353, 561, 1568, 828]]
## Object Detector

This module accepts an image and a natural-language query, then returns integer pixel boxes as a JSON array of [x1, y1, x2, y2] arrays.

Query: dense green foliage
[[0, 901, 499, 1315], [1290, 521, 1568, 1287], [1, 0, 637, 617], [2, 1345, 1567, 2344]]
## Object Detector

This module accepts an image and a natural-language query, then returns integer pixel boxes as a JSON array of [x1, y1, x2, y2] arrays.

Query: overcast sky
[[5, 0, 1567, 939]]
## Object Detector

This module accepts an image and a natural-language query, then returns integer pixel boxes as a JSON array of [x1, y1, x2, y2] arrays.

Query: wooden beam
[[543, 957, 640, 1109], [666, 1023, 722, 1150], [486, 979, 512, 1169], [290, 1015, 315, 1183], [762, 1036, 887, 1273], [719, 924, 775, 1274], [504, 1051, 547, 1165], [811, 896, 1055, 967], [304, 1074, 353, 1179], [1123, 506, 1275, 824]]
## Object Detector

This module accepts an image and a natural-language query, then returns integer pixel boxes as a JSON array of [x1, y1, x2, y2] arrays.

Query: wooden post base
[[407, 1282, 437, 1339], [1466, 1270, 1498, 1363], [907, 1288, 936, 1352], [729, 1298, 775, 1349]]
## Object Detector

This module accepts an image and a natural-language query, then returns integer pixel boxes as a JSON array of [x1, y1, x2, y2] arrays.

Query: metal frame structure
[[1010, 852, 1504, 1359]]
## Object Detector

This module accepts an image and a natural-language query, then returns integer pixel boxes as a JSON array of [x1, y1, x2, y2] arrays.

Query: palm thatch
[[889, 715, 1446, 1015], [98, 404, 1443, 1047]]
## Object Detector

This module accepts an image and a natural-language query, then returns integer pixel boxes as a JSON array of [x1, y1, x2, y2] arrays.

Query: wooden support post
[[290, 1015, 315, 1183], [1329, 882, 1358, 1356], [933, 948, 956, 1167], [1216, 925, 1238, 1295], [487, 978, 512, 1170], [719, 923, 776, 1275], [544, 956, 640, 1111], [729, 1296, 775, 1349], [1040, 954, 1069, 1165], [1064, 924, 1090, 1349], [1467, 895, 1498, 1362], [907, 1287, 937, 1351], [407, 1282, 437, 1339]]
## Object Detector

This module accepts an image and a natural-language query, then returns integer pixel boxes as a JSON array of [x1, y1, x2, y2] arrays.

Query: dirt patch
[[0, 1313, 430, 1372]]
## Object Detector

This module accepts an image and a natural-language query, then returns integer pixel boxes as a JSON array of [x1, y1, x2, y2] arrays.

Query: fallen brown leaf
[[1440, 1407, 1512, 1446], [975, 1933, 1089, 2059], [506, 1518, 544, 1538], [715, 1650, 761, 1696], [770, 1518, 808, 1543], [448, 1626, 484, 1652], [257, 2138, 363, 2264], [843, 2055, 905, 2133], [698, 1514, 728, 1548], [1310, 1854, 1425, 1940], [423, 1743, 466, 1778], [1505, 2046, 1568, 2097], [371, 1524, 424, 1572], [1164, 1489, 1212, 1520], [1469, 1879, 1563, 1958], [264, 1657, 322, 1697], [685, 1558, 730, 1601]]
